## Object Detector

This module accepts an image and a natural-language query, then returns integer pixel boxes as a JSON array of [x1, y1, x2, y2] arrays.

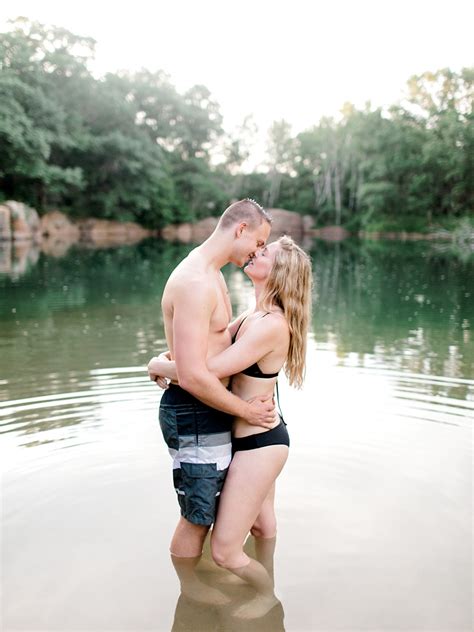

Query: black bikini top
[[231, 313, 280, 379]]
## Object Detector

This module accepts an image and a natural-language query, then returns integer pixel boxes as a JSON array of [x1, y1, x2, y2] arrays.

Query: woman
[[148, 235, 312, 615]]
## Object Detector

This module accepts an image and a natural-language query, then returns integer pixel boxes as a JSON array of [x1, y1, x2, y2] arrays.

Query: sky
[[1, 0, 473, 143]]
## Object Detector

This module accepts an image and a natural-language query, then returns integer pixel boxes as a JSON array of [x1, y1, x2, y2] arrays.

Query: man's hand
[[245, 394, 279, 429]]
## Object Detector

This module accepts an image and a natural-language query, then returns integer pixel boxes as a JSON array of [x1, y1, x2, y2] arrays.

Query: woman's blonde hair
[[260, 235, 312, 388]]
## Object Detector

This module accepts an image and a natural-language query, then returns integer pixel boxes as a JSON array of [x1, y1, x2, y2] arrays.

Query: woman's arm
[[148, 353, 177, 381], [207, 314, 288, 378], [147, 307, 251, 382], [148, 314, 288, 382]]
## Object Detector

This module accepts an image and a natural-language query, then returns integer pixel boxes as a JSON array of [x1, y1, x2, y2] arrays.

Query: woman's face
[[244, 241, 280, 282]]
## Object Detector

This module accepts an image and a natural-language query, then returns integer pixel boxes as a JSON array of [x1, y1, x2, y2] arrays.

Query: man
[[151, 199, 276, 562]]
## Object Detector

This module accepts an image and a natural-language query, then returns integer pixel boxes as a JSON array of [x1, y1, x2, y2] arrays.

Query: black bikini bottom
[[231, 418, 289, 454]]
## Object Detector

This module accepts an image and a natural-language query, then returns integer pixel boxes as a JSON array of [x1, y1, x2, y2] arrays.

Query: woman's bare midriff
[[231, 373, 278, 438], [170, 376, 230, 388]]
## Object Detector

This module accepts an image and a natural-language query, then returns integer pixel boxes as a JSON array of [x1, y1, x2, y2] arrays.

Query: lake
[[1, 237, 472, 631]]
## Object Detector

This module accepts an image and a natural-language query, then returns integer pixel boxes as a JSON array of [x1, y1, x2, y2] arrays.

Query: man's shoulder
[[165, 266, 216, 305], [168, 262, 213, 288]]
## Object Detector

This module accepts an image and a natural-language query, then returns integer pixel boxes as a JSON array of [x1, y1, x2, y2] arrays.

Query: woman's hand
[[154, 375, 169, 389], [147, 353, 172, 389]]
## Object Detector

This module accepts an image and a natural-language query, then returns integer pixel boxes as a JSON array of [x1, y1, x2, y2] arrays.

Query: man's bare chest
[[210, 275, 232, 333]]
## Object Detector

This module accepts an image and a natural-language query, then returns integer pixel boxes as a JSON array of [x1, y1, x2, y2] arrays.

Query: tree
[[264, 119, 293, 207]]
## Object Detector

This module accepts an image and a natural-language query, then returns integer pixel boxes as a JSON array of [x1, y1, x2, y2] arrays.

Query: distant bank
[[0, 201, 470, 250], [0, 201, 156, 249]]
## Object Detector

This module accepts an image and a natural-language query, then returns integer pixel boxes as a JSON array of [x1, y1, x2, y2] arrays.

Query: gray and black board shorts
[[159, 383, 233, 526]]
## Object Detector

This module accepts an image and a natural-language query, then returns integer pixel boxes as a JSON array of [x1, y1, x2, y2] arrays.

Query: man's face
[[233, 221, 271, 267]]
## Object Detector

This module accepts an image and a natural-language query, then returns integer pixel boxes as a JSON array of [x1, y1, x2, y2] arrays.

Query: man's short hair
[[218, 198, 272, 230]]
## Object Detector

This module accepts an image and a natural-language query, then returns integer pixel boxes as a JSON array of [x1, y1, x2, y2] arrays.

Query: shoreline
[[0, 201, 471, 247]]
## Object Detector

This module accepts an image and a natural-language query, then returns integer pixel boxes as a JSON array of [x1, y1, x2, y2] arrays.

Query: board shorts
[[159, 383, 233, 526]]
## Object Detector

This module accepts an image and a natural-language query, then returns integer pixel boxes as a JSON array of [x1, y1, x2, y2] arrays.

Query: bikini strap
[[275, 380, 286, 424], [233, 315, 248, 340], [239, 311, 270, 332]]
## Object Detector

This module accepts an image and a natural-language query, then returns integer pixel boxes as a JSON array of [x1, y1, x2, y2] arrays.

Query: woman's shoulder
[[255, 310, 289, 336]]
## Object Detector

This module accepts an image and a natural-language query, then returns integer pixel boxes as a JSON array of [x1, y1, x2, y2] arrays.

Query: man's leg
[[170, 516, 209, 558], [160, 387, 233, 602], [170, 516, 230, 605]]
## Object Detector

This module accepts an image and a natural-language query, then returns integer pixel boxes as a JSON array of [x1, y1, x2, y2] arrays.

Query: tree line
[[1, 18, 472, 230]]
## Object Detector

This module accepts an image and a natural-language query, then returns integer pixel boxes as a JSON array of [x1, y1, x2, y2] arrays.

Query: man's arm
[[172, 283, 275, 427]]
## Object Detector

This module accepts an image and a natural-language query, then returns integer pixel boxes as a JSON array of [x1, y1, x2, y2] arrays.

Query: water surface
[[1, 238, 472, 631]]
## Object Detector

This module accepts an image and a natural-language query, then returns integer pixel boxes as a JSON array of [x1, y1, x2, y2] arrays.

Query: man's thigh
[[159, 384, 233, 526]]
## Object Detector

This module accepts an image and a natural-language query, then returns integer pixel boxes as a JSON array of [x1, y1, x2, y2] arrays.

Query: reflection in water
[[171, 536, 285, 632], [307, 238, 473, 384], [1, 237, 472, 387], [0, 232, 156, 279], [0, 240, 41, 278], [1, 237, 472, 631]]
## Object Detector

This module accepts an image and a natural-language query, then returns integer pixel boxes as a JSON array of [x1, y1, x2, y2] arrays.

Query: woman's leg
[[251, 483, 277, 539], [248, 484, 278, 590], [211, 446, 288, 581]]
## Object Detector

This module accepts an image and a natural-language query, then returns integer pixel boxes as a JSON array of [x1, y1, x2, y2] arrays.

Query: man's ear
[[236, 221, 247, 237]]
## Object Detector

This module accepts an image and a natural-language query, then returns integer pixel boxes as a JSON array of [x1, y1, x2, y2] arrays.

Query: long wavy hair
[[260, 235, 312, 388]]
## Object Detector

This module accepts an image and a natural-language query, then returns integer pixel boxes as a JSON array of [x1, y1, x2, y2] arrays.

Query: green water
[[1, 238, 472, 383], [1, 238, 472, 631]]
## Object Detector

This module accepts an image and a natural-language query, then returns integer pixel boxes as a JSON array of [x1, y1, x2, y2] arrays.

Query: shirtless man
[[155, 199, 276, 562]]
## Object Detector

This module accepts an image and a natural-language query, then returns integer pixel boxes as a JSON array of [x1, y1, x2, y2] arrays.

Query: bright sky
[[1, 0, 473, 140]]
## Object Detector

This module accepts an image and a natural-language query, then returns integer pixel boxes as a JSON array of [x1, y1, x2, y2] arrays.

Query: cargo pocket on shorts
[[180, 462, 219, 526], [159, 406, 179, 451]]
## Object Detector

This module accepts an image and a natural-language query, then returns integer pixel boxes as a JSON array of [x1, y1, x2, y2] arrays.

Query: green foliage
[[264, 70, 472, 229], [0, 18, 225, 227], [0, 17, 472, 232]]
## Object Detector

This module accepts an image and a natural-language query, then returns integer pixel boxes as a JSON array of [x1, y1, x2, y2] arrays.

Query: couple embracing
[[148, 199, 312, 615]]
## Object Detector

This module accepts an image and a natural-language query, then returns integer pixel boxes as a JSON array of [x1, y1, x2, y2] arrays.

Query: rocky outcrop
[[0, 202, 155, 251], [40, 210, 81, 257], [0, 201, 42, 242], [0, 204, 158, 276], [75, 218, 154, 247], [41, 210, 80, 240], [268, 208, 314, 236], [161, 217, 219, 242], [161, 222, 192, 242], [311, 226, 350, 241], [0, 205, 11, 241], [161, 208, 315, 243]]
